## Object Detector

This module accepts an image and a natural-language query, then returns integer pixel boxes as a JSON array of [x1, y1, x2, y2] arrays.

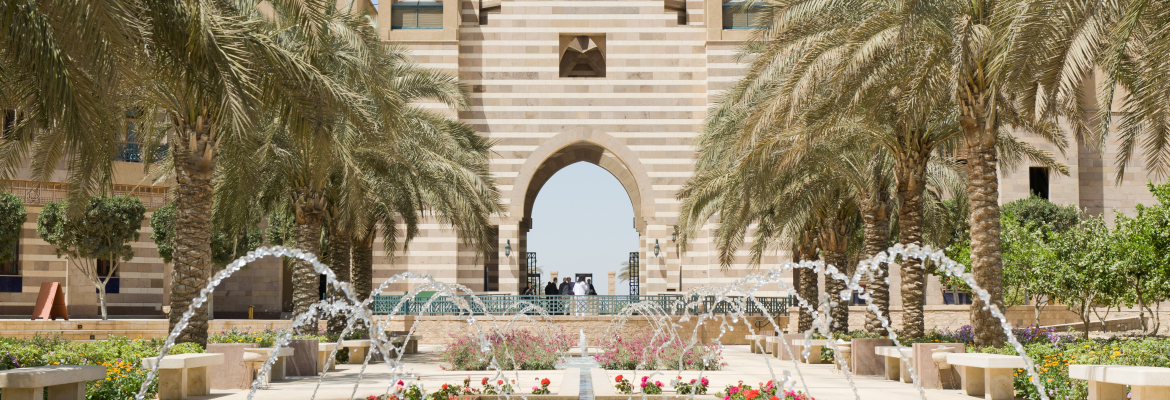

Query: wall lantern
[[653, 239, 661, 257], [504, 239, 512, 257]]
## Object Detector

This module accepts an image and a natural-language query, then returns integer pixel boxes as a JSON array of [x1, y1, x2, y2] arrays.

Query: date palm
[[724, 0, 1073, 343], [216, 2, 499, 330], [2, 0, 352, 346]]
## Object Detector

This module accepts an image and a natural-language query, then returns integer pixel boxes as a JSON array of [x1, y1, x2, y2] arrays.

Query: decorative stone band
[[1070, 364, 1170, 400]]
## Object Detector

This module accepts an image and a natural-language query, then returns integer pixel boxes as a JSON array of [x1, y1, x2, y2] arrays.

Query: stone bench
[[746, 335, 767, 354], [793, 339, 840, 364], [945, 353, 1026, 400], [874, 346, 913, 383], [1070, 364, 1170, 400], [0, 365, 106, 400], [243, 347, 294, 382], [342, 339, 372, 364], [141, 353, 225, 400], [318, 343, 340, 372]]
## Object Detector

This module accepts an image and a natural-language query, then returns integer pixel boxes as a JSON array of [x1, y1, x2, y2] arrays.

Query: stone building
[[0, 0, 1164, 319]]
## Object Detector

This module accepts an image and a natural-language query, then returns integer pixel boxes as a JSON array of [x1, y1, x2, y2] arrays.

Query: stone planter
[[913, 343, 964, 389], [850, 338, 894, 376], [774, 334, 805, 360], [285, 339, 319, 377], [590, 369, 698, 400], [206, 343, 258, 390]]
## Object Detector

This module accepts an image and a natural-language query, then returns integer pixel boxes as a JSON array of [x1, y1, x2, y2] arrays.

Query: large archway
[[495, 128, 663, 294]]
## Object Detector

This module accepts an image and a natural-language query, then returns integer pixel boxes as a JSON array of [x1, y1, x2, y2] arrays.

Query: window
[[1029, 167, 1050, 199], [484, 226, 499, 292], [0, 240, 19, 292], [722, 0, 759, 30], [392, 0, 443, 29], [96, 259, 120, 294], [1, 110, 15, 138], [559, 35, 606, 78], [665, 0, 687, 25]]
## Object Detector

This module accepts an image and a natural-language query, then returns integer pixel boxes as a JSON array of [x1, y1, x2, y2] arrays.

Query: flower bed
[[715, 381, 812, 400], [0, 334, 203, 400], [977, 336, 1170, 400], [594, 327, 723, 370], [438, 328, 572, 370], [366, 375, 563, 399], [207, 326, 332, 347]]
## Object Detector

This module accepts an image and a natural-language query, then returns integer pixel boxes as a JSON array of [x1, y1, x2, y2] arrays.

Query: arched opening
[[527, 163, 639, 295]]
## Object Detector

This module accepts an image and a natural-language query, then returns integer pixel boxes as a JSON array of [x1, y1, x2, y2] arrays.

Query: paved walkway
[[190, 345, 974, 400]]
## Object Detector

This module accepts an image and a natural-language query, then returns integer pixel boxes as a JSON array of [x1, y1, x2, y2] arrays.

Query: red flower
[[746, 390, 760, 400], [442, 384, 448, 390], [541, 378, 551, 386], [769, 397, 779, 400], [498, 380, 504, 385], [482, 377, 489, 385], [616, 375, 624, 382]]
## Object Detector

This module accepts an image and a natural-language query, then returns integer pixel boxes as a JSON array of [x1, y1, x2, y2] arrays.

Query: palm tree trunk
[[352, 226, 375, 302], [820, 216, 851, 334], [894, 153, 928, 338], [168, 117, 218, 347], [326, 221, 351, 335], [293, 188, 326, 335], [796, 231, 819, 332], [861, 184, 891, 334], [964, 122, 1006, 347]]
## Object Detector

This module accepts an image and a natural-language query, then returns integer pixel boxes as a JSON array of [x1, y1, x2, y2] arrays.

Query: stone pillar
[[499, 223, 522, 294], [607, 271, 615, 295]]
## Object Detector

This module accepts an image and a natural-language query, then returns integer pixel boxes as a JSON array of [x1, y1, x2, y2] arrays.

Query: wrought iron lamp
[[504, 239, 512, 257], [653, 239, 660, 257]]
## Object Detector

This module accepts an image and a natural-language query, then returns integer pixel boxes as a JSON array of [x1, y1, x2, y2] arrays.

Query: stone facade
[[0, 0, 1165, 323]]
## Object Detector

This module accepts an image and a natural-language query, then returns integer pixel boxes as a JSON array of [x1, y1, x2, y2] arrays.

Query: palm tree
[[710, 0, 1074, 343], [2, 0, 351, 346]]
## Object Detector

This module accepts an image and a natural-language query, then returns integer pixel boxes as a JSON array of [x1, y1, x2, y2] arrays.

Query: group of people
[[520, 276, 597, 316]]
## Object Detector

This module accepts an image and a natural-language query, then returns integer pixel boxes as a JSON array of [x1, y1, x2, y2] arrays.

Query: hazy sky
[[526, 162, 640, 295]]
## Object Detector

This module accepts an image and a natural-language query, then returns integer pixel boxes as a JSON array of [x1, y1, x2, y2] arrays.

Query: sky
[[526, 162, 640, 295]]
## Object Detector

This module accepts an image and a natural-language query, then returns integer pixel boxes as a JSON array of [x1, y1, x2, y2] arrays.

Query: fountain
[[133, 243, 1052, 400]]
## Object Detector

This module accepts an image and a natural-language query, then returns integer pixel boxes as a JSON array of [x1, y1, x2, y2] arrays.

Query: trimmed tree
[[36, 196, 145, 319], [149, 202, 262, 268], [0, 192, 27, 265]]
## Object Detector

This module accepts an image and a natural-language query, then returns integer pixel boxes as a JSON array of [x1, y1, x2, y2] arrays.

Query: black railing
[[115, 142, 168, 163], [371, 294, 792, 316]]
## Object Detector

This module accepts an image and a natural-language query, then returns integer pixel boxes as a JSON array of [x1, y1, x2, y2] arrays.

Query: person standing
[[558, 277, 573, 315], [586, 278, 597, 295], [573, 277, 588, 316]]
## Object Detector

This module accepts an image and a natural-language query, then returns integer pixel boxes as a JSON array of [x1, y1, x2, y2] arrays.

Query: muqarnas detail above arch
[[559, 34, 606, 78]]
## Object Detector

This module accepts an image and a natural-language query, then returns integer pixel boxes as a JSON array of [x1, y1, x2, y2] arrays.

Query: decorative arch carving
[[507, 127, 655, 232]]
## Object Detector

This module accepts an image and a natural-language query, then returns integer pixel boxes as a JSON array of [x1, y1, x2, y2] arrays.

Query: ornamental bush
[[0, 334, 203, 400], [207, 326, 330, 348], [978, 337, 1170, 400], [0, 192, 26, 264], [593, 327, 724, 370], [438, 328, 571, 370]]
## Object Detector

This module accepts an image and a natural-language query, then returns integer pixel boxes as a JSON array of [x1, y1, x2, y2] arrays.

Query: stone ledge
[[142, 353, 224, 370], [1069, 364, 1170, 387], [0, 365, 106, 388], [945, 353, 1026, 369]]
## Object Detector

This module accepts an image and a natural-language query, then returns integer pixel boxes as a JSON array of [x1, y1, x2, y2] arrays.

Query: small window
[[665, 0, 687, 25], [479, 6, 499, 25], [1, 239, 18, 275], [722, 0, 759, 30], [0, 240, 18, 293], [1029, 167, 1049, 200], [96, 259, 120, 294], [1, 110, 15, 139], [392, 0, 443, 30]]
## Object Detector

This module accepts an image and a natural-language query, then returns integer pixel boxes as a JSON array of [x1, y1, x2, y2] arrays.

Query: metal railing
[[371, 294, 791, 316], [115, 141, 168, 163]]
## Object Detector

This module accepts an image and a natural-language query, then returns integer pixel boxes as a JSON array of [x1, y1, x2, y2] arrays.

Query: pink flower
[[730, 387, 740, 395]]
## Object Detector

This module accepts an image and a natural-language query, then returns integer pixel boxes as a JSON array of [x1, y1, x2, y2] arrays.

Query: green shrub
[[0, 335, 203, 400], [978, 337, 1170, 400], [207, 327, 330, 347]]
